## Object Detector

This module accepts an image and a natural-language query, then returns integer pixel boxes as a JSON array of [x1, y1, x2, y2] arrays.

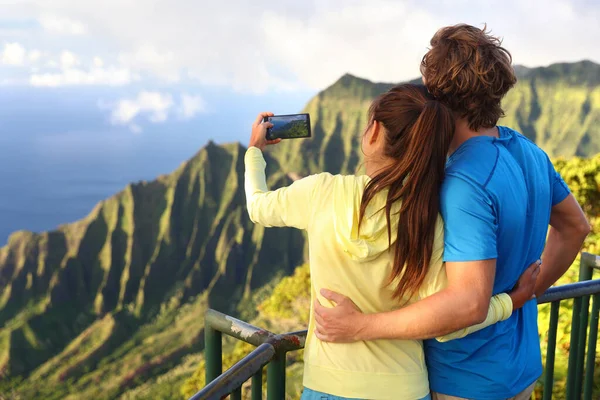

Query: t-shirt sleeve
[[436, 293, 513, 342], [549, 160, 570, 206], [244, 147, 318, 230], [441, 175, 498, 262]]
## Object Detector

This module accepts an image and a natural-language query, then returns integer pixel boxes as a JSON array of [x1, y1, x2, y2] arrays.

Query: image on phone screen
[[264, 114, 311, 140]]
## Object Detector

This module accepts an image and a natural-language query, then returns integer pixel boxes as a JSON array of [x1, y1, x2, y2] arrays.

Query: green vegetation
[[0, 61, 599, 399]]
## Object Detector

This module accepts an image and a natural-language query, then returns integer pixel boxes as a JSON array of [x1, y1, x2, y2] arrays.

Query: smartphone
[[264, 114, 311, 141]]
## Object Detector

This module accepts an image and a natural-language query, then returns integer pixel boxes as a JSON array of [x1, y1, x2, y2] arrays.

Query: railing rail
[[190, 311, 306, 400], [191, 252, 600, 400]]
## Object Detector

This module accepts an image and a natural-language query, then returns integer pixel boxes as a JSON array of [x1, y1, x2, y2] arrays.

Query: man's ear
[[369, 120, 381, 145]]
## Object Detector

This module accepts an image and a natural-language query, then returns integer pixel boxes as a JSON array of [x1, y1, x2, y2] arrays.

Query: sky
[[0, 0, 598, 135], [0, 0, 598, 242]]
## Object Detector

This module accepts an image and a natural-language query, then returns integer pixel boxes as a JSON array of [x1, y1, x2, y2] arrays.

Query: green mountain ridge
[[514, 60, 600, 86], [270, 60, 600, 178], [1, 60, 600, 399], [0, 142, 305, 398]]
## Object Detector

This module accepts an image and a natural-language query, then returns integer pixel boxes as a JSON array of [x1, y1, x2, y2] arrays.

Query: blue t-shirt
[[425, 126, 570, 399]]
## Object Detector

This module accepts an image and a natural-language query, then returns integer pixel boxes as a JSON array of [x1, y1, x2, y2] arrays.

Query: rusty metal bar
[[270, 331, 307, 353], [205, 309, 273, 347]]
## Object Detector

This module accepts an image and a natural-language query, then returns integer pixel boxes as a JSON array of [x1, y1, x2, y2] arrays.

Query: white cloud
[[118, 44, 179, 82], [30, 66, 134, 87], [110, 91, 174, 127], [0, 0, 599, 92], [1, 47, 135, 87], [60, 50, 79, 69], [39, 15, 87, 35], [28, 49, 42, 63], [102, 91, 207, 132], [261, 1, 439, 88], [2, 44, 44, 68], [177, 94, 206, 119], [2, 42, 26, 65]]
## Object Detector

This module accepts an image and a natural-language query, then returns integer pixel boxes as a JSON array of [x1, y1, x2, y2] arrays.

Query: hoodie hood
[[333, 175, 400, 262]]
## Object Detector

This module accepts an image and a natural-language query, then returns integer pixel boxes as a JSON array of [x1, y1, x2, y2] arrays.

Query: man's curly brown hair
[[421, 24, 517, 131]]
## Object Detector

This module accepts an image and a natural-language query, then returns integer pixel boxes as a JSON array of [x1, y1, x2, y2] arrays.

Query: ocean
[[0, 86, 312, 245], [0, 128, 209, 245]]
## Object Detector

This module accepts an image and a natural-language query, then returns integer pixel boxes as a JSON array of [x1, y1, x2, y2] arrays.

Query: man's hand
[[249, 112, 281, 150], [509, 260, 541, 310], [313, 289, 367, 343]]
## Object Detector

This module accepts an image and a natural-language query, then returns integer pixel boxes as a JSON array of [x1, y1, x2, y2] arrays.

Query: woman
[[245, 84, 535, 400]]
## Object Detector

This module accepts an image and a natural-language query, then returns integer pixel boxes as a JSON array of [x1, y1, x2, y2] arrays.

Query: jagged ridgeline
[[0, 143, 305, 398], [0, 60, 599, 399], [270, 60, 600, 177]]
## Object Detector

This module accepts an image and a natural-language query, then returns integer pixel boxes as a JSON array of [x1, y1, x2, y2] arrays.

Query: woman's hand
[[509, 260, 541, 310], [249, 112, 281, 151]]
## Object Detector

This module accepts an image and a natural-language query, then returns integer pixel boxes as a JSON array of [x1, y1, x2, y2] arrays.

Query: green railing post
[[583, 293, 599, 400], [252, 367, 263, 400], [566, 295, 582, 399], [205, 325, 222, 383], [267, 352, 286, 400], [543, 301, 560, 400], [574, 260, 594, 399], [231, 387, 242, 400]]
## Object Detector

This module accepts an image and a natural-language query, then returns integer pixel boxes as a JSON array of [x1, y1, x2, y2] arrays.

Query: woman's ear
[[369, 120, 381, 145]]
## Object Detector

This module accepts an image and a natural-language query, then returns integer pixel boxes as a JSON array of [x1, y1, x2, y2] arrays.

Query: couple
[[244, 24, 590, 400]]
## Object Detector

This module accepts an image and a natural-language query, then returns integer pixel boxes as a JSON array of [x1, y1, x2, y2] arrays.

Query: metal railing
[[190, 252, 600, 400], [193, 310, 306, 400], [562, 252, 600, 400]]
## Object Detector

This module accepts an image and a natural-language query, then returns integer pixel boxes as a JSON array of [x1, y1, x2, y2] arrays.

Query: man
[[313, 24, 590, 399]]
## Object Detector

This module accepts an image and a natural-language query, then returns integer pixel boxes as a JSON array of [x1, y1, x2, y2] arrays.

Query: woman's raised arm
[[244, 112, 320, 230]]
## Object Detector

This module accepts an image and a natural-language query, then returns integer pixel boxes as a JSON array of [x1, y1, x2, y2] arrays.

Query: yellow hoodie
[[244, 147, 512, 400]]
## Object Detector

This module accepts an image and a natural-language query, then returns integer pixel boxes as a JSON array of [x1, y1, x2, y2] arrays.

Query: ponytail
[[359, 84, 454, 301]]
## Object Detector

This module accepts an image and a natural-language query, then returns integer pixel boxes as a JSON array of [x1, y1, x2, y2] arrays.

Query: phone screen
[[265, 114, 311, 140]]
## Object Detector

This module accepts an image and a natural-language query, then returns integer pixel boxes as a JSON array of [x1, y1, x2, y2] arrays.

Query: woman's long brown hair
[[359, 84, 455, 301]]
